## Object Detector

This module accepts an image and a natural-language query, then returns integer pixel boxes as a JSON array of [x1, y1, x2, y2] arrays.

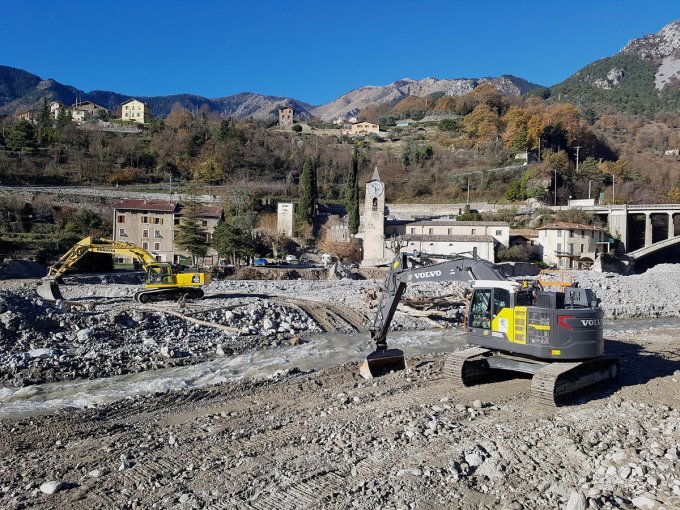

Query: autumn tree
[[461, 104, 502, 141]]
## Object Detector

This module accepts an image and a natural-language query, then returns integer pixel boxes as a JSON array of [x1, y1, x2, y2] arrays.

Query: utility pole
[[575, 145, 581, 174]]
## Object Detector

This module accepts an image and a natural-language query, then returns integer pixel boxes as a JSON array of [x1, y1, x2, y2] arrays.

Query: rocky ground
[[1, 263, 680, 508]]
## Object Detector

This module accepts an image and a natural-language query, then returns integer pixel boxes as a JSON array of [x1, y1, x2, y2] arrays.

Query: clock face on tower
[[367, 181, 384, 198]]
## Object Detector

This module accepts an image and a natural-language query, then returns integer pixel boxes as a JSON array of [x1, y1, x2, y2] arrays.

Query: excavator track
[[134, 287, 204, 304], [531, 357, 619, 407], [442, 347, 493, 387]]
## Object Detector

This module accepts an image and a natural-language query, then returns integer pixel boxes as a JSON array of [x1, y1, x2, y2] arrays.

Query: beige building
[[343, 122, 379, 136], [277, 202, 295, 237], [113, 199, 222, 265], [121, 99, 152, 124], [537, 222, 608, 269], [278, 106, 293, 127], [49, 101, 66, 119], [15, 109, 36, 122]]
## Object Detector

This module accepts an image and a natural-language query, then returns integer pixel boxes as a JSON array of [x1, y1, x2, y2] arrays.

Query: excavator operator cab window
[[493, 288, 510, 316], [470, 289, 492, 329]]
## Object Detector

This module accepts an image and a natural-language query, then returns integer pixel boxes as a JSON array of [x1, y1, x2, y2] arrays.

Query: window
[[580, 244, 584, 252], [119, 228, 127, 237], [202, 220, 208, 227], [154, 230, 162, 238], [447, 228, 452, 235], [117, 215, 125, 223], [142, 242, 149, 250], [557, 229, 562, 236], [372, 198, 377, 212], [428, 228, 434, 235], [141, 216, 149, 224], [410, 227, 416, 234], [557, 243, 562, 253], [569, 230, 574, 238], [493, 288, 510, 316], [470, 289, 491, 329], [154, 242, 161, 251], [471, 228, 476, 235], [142, 229, 149, 238], [496, 230, 502, 235], [205, 233, 212, 243], [153, 217, 163, 225]]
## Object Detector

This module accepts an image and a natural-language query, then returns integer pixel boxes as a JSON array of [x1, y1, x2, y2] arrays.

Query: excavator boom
[[361, 252, 507, 378]]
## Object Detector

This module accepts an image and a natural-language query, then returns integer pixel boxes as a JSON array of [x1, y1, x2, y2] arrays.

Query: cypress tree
[[346, 148, 360, 235], [297, 158, 316, 225]]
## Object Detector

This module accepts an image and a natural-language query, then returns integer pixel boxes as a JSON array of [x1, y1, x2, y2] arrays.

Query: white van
[[285, 254, 299, 265]]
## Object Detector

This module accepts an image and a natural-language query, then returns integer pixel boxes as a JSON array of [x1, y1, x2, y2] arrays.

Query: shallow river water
[[1, 318, 679, 419]]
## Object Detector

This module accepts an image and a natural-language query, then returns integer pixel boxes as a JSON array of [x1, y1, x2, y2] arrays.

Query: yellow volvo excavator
[[37, 236, 211, 303]]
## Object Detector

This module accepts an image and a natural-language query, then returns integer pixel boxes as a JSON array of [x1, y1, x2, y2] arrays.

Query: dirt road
[[1, 328, 679, 510]]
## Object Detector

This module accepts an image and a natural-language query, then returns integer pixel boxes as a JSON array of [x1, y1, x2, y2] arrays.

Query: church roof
[[369, 165, 380, 182]]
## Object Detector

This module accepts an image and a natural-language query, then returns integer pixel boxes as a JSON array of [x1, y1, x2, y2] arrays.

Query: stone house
[[112, 199, 222, 265], [278, 106, 293, 127], [121, 99, 152, 124], [70, 100, 108, 123]]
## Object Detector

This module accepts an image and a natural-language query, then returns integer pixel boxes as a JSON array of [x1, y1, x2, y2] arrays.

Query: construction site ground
[[1, 263, 680, 509]]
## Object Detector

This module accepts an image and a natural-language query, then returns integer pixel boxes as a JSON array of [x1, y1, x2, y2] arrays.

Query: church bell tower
[[362, 166, 386, 261]]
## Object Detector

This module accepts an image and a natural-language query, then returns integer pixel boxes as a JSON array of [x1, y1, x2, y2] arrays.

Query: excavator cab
[[146, 263, 176, 285]]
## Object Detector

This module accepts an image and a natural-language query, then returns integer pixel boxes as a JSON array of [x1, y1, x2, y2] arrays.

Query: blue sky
[[2, 0, 679, 105]]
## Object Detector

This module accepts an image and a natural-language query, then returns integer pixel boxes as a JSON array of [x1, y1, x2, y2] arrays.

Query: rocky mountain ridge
[[551, 19, 680, 113], [0, 65, 538, 122]]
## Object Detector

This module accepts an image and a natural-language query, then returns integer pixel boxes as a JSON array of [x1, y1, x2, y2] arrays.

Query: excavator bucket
[[359, 348, 406, 379], [36, 280, 64, 301]]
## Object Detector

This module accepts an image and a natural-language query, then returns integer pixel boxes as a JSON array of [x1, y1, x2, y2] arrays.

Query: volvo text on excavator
[[37, 236, 211, 303], [360, 252, 619, 405]]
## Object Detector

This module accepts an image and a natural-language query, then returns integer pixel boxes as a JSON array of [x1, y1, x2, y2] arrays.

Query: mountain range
[[2, 19, 680, 121]]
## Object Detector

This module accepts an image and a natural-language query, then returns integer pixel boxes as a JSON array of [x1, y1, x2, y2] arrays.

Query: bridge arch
[[627, 235, 680, 260]]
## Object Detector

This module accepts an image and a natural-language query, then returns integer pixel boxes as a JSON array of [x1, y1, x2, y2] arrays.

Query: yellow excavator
[[37, 236, 211, 303]]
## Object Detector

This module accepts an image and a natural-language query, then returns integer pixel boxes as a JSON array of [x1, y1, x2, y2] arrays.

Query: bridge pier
[[645, 213, 653, 247], [669, 212, 676, 239]]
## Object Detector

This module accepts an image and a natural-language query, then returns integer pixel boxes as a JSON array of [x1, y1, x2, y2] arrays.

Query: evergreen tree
[[175, 202, 208, 265], [212, 221, 253, 266], [297, 158, 317, 225], [5, 121, 36, 152], [345, 148, 360, 235], [56, 106, 71, 130], [36, 97, 51, 146]]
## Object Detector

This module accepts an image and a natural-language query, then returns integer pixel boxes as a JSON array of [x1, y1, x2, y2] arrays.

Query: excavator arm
[[361, 252, 508, 378], [45, 236, 159, 280]]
